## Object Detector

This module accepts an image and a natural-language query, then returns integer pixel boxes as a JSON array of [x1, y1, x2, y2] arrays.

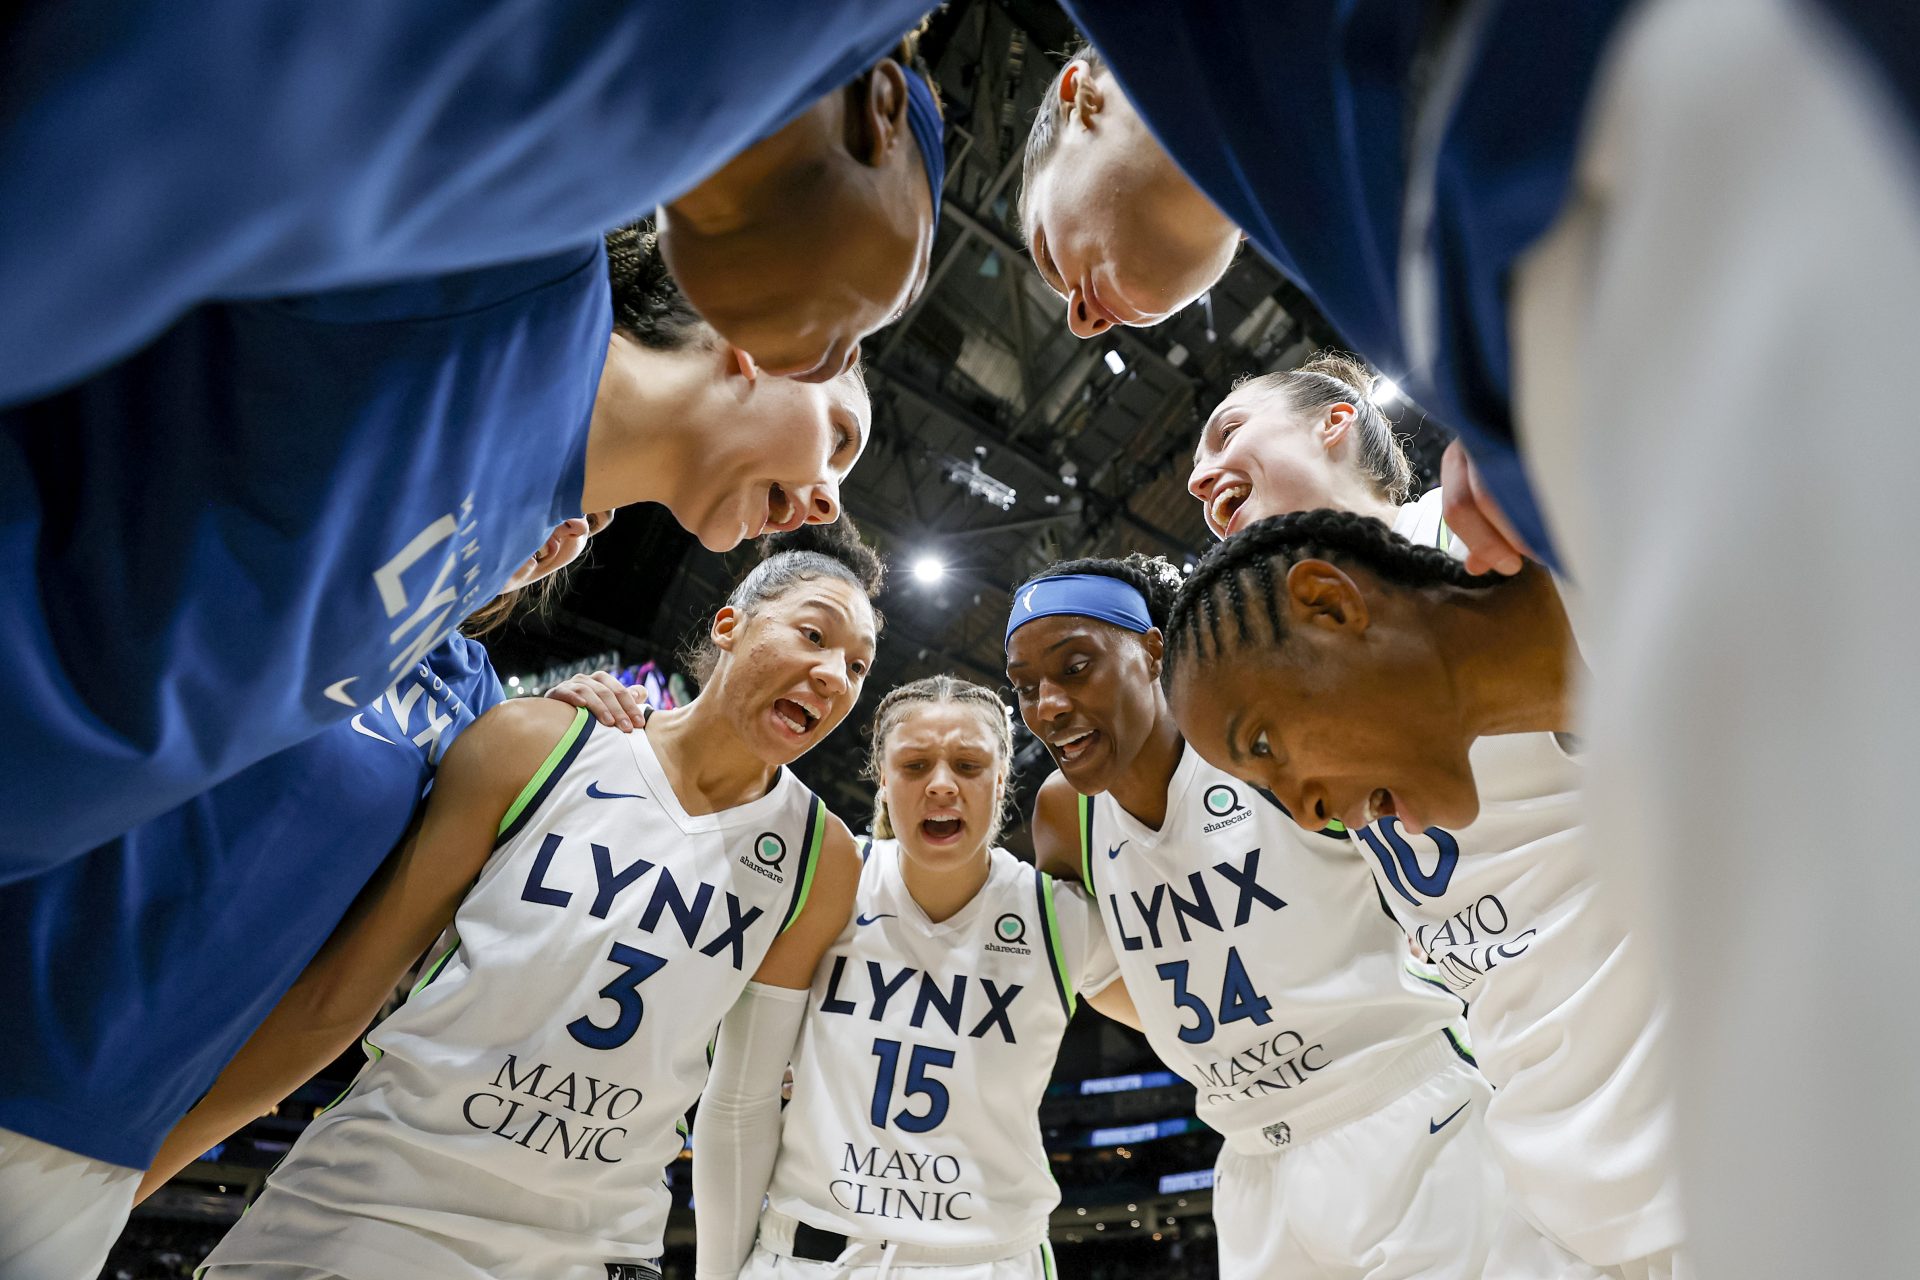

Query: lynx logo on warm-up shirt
[[318, 492, 489, 708]]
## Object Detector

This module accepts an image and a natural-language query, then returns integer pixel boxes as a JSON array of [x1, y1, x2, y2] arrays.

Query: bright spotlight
[[1374, 376, 1402, 406], [912, 555, 946, 584], [1103, 349, 1127, 376]]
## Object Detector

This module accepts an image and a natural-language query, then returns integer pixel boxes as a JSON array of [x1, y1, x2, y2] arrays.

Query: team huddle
[[4, 0, 1916, 1278]]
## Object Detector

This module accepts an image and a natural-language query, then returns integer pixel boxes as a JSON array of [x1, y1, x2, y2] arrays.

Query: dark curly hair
[[683, 517, 888, 682], [1022, 552, 1184, 632], [1164, 509, 1503, 674]]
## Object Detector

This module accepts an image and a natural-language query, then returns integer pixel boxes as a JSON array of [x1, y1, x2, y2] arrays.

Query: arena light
[[1375, 376, 1403, 405], [1103, 349, 1127, 375], [912, 554, 946, 585]]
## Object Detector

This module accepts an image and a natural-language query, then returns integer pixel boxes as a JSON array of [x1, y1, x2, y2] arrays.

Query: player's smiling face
[[678, 359, 872, 553], [708, 577, 877, 766], [1188, 383, 1346, 539], [1006, 613, 1165, 797], [880, 702, 1006, 872], [1165, 569, 1481, 833]]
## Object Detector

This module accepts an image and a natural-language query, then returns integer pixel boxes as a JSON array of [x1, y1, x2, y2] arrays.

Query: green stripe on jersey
[[1445, 1025, 1477, 1064], [780, 798, 827, 932], [1077, 793, 1094, 893], [1039, 875, 1077, 1017], [1041, 1241, 1057, 1280], [496, 706, 592, 837]]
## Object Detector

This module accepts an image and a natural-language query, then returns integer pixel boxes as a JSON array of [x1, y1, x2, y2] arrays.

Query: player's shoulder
[[440, 697, 589, 797], [1030, 772, 1085, 881]]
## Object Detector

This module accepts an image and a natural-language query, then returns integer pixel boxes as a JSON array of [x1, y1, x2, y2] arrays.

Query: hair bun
[[757, 516, 887, 598]]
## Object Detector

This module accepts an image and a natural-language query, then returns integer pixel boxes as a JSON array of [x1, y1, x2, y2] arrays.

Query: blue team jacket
[[0, 248, 602, 876], [0, 633, 503, 1170], [0, 0, 936, 404]]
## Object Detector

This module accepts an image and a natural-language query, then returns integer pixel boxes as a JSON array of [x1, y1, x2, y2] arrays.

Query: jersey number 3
[[568, 943, 669, 1050], [869, 1038, 955, 1133]]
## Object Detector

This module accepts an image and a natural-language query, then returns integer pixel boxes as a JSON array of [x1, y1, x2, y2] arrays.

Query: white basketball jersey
[[766, 840, 1115, 1253], [204, 708, 828, 1280], [1359, 490, 1681, 1261], [1078, 747, 1463, 1147]]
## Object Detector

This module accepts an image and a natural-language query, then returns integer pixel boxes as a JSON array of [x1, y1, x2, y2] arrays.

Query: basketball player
[[0, 5, 946, 403], [0, 165, 929, 872], [1005, 558, 1503, 1279], [152, 525, 881, 1280], [0, 514, 626, 1279], [1186, 356, 1685, 1278], [695, 675, 1133, 1280]]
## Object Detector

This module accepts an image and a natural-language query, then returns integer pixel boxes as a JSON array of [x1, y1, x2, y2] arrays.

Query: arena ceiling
[[485, 0, 1454, 836]]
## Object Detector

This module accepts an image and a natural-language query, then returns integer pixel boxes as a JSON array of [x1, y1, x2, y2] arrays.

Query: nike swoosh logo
[[1429, 1101, 1470, 1135], [585, 782, 645, 801], [1106, 841, 1129, 860], [857, 913, 897, 926], [349, 713, 394, 745], [323, 677, 359, 706]]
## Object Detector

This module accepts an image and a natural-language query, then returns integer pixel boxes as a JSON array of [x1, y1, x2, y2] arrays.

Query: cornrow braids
[[604, 220, 710, 351], [1164, 509, 1504, 674], [864, 674, 1014, 842], [1027, 552, 1183, 631]]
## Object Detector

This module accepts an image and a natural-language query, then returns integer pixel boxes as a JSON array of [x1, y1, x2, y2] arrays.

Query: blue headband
[[903, 72, 945, 229], [1005, 574, 1154, 647]]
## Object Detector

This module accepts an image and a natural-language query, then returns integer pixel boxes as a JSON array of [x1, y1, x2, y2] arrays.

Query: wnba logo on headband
[[1005, 574, 1154, 646]]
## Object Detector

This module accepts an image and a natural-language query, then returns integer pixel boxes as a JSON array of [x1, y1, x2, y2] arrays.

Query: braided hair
[[683, 517, 888, 683], [1024, 552, 1184, 631], [1164, 509, 1503, 675], [864, 675, 1014, 842], [604, 220, 709, 351]]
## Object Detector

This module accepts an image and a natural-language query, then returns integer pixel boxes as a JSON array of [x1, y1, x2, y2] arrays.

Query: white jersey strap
[[1032, 869, 1077, 1017]]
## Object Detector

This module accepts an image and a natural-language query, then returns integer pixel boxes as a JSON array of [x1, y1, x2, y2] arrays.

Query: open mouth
[[771, 696, 822, 738], [1051, 727, 1100, 767], [759, 483, 801, 538], [920, 815, 965, 844], [1209, 482, 1251, 536]]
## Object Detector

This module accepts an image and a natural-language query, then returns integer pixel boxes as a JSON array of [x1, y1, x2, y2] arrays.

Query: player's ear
[[1318, 402, 1357, 453], [711, 605, 743, 654], [1285, 560, 1369, 633], [1141, 626, 1166, 680]]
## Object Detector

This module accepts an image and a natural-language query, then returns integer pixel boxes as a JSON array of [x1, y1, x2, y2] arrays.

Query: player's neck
[[580, 338, 713, 515], [638, 702, 780, 815], [1439, 563, 1579, 738], [1106, 704, 1185, 832], [899, 843, 993, 924]]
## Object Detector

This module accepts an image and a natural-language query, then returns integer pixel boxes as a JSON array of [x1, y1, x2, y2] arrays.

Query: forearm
[[693, 983, 810, 1280], [139, 982, 385, 1200]]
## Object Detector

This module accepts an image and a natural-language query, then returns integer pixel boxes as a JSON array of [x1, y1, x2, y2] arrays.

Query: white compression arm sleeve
[[693, 980, 810, 1280]]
